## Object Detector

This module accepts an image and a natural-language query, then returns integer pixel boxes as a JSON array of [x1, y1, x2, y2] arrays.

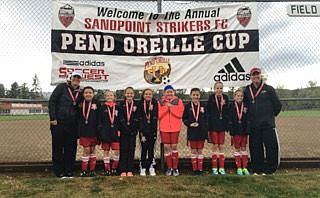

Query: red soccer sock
[[81, 156, 89, 171], [165, 153, 172, 169], [211, 153, 218, 169], [241, 151, 249, 168], [172, 150, 179, 169], [219, 153, 225, 169], [191, 154, 197, 171], [112, 155, 119, 169], [103, 157, 110, 171], [234, 152, 241, 168], [89, 155, 97, 171], [197, 155, 204, 171]]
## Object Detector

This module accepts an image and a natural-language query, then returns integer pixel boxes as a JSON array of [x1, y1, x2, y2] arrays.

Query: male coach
[[49, 71, 83, 178], [244, 68, 282, 175]]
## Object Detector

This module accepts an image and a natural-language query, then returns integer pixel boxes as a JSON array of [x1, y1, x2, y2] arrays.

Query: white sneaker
[[149, 167, 156, 176], [140, 168, 146, 176]]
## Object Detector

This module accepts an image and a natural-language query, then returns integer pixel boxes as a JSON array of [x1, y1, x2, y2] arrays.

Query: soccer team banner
[[51, 1, 259, 89]]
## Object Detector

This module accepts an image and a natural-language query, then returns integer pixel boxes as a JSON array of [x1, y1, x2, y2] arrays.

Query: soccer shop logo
[[236, 6, 252, 27], [213, 57, 250, 82], [58, 4, 75, 28], [144, 57, 171, 85]]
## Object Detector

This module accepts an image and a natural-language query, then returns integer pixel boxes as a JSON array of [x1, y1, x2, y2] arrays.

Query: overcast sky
[[0, 1, 319, 91]]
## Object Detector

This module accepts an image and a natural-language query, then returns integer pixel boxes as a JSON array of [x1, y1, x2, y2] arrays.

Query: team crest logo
[[144, 57, 171, 85], [236, 6, 252, 27], [58, 4, 75, 28]]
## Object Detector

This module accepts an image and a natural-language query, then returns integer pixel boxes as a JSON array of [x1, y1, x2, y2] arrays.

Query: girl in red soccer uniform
[[98, 91, 120, 176], [137, 88, 158, 176], [118, 87, 139, 177], [183, 88, 207, 175], [158, 85, 184, 176], [206, 81, 229, 175], [228, 89, 250, 176], [79, 86, 100, 177]]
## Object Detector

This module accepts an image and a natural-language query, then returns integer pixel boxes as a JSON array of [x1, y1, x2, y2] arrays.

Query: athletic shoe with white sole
[[149, 167, 156, 176]]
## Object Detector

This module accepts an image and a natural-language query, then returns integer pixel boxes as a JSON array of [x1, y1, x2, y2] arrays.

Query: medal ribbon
[[191, 102, 200, 123], [106, 103, 115, 125], [126, 100, 133, 123], [235, 101, 244, 123], [215, 95, 223, 118], [144, 100, 151, 122], [249, 82, 264, 103], [67, 86, 79, 104], [82, 100, 92, 123]]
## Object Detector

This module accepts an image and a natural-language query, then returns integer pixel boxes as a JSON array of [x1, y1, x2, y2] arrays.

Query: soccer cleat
[[193, 170, 198, 176], [212, 168, 218, 176], [165, 168, 172, 176], [242, 168, 250, 176], [236, 168, 243, 176], [149, 167, 156, 176], [89, 171, 96, 177], [219, 168, 226, 175], [261, 173, 266, 176], [173, 169, 179, 177], [140, 168, 146, 176], [120, 172, 127, 177], [104, 170, 111, 176], [80, 171, 88, 177], [198, 170, 203, 176], [111, 169, 117, 176], [127, 172, 134, 177]]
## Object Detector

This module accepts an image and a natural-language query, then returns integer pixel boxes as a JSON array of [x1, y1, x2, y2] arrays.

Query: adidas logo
[[213, 57, 250, 82]]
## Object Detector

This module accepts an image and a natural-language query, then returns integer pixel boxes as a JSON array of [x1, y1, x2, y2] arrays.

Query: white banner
[[51, 1, 259, 89]]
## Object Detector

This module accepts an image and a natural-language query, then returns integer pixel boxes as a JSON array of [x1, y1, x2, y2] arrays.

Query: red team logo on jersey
[[58, 4, 75, 28], [236, 6, 252, 27]]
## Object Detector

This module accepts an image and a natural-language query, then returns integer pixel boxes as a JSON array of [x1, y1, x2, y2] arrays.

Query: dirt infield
[[0, 116, 320, 163]]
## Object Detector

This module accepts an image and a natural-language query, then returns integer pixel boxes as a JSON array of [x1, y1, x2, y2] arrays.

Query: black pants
[[140, 135, 156, 169], [119, 134, 136, 172], [51, 124, 77, 176], [249, 127, 280, 174]]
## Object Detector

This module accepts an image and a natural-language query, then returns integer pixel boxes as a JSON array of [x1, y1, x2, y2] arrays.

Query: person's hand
[[166, 102, 173, 107], [50, 120, 57, 125], [141, 136, 146, 143]]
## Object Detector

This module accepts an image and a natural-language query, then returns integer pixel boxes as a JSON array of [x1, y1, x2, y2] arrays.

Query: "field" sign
[[287, 4, 320, 17]]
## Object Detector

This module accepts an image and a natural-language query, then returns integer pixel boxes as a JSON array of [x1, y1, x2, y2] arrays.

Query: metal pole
[[157, 0, 162, 13]]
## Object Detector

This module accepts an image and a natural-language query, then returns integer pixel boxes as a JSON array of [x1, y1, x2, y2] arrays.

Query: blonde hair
[[213, 81, 223, 89], [234, 89, 244, 97], [104, 90, 116, 101]]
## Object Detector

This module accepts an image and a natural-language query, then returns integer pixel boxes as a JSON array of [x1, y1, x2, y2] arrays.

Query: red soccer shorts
[[160, 132, 180, 144], [189, 140, 205, 149], [232, 135, 248, 149], [101, 142, 120, 151], [79, 137, 99, 147], [209, 131, 225, 145]]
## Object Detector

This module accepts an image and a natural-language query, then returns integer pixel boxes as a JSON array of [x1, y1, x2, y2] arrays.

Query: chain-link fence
[[0, 97, 320, 164], [1, 0, 320, 164]]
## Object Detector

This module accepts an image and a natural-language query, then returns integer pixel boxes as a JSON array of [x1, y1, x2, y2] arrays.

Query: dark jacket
[[183, 102, 208, 141], [137, 98, 158, 138], [49, 83, 83, 125], [98, 102, 120, 143], [78, 98, 100, 137], [206, 93, 229, 131], [244, 82, 282, 129], [118, 100, 139, 136], [228, 102, 250, 136]]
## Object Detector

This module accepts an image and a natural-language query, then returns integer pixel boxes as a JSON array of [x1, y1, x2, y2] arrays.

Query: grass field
[[1, 110, 320, 162], [0, 170, 320, 197]]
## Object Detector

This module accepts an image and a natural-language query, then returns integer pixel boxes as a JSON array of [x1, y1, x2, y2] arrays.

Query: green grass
[[279, 110, 320, 117], [0, 115, 48, 121], [0, 170, 320, 197]]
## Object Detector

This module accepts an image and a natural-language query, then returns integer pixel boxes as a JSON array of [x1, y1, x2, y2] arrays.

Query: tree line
[[0, 74, 44, 99]]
